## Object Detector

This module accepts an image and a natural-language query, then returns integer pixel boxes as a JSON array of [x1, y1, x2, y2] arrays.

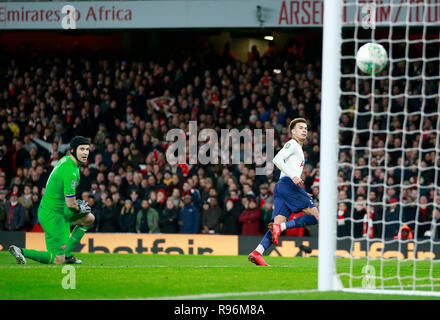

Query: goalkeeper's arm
[[65, 195, 80, 214], [65, 196, 91, 217]]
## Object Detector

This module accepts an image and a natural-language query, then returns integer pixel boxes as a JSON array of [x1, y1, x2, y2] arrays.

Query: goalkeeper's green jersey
[[40, 155, 80, 215]]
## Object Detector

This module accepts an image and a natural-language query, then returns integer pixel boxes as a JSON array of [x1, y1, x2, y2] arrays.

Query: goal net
[[334, 0, 440, 295]]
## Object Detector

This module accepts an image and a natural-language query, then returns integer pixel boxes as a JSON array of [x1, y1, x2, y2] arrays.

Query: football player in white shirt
[[249, 118, 319, 266]]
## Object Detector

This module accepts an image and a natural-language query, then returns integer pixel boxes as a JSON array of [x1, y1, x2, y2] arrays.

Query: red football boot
[[268, 222, 282, 246], [248, 250, 270, 266]]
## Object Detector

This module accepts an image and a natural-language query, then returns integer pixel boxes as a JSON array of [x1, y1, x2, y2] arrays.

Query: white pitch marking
[[138, 289, 322, 300]]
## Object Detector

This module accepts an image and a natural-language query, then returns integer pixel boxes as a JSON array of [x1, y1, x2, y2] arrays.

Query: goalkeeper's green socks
[[21, 248, 55, 264], [65, 225, 90, 258]]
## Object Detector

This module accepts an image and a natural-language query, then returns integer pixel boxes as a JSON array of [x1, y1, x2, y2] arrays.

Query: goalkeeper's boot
[[268, 222, 281, 246], [8, 245, 26, 265], [248, 250, 270, 266], [65, 254, 82, 264]]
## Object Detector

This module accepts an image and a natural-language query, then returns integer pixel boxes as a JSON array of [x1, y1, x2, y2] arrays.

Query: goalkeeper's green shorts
[[38, 207, 79, 256]]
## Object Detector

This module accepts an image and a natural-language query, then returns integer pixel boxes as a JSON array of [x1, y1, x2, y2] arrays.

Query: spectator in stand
[[239, 197, 261, 236], [260, 197, 273, 234], [129, 189, 142, 212], [248, 45, 261, 62], [182, 181, 201, 209], [178, 195, 200, 234], [201, 197, 222, 234], [351, 195, 372, 238], [18, 183, 33, 229], [112, 191, 124, 211], [257, 183, 272, 209], [98, 197, 119, 232], [87, 194, 100, 232], [159, 199, 179, 233], [31, 135, 70, 159], [416, 195, 432, 239], [118, 199, 136, 233], [218, 42, 236, 67], [385, 198, 401, 239], [426, 206, 440, 239], [28, 192, 41, 231], [337, 202, 349, 237], [0, 190, 6, 231], [167, 188, 180, 207], [136, 198, 160, 233], [0, 172, 8, 194], [220, 198, 242, 235], [394, 224, 413, 239], [12, 140, 29, 175], [402, 195, 417, 234], [4, 191, 26, 231], [154, 189, 167, 214]]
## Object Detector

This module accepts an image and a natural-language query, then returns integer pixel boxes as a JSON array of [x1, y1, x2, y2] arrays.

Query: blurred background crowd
[[0, 31, 439, 240]]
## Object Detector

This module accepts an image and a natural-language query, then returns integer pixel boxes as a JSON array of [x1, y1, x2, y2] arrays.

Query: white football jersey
[[272, 138, 305, 180]]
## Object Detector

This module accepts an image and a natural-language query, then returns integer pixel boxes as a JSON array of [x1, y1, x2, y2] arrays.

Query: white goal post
[[318, 0, 342, 291], [319, 0, 440, 296]]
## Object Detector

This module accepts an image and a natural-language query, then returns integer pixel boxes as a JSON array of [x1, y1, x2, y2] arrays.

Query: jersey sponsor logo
[[71, 180, 77, 189], [300, 161, 304, 167], [61, 244, 66, 251]]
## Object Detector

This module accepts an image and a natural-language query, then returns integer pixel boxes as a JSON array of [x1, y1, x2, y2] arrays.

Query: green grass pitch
[[0, 252, 439, 300]]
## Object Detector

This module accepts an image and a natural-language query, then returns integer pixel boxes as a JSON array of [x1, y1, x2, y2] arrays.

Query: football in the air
[[356, 42, 388, 74]]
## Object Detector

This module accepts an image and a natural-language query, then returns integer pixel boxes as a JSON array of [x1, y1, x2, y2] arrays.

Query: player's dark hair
[[289, 118, 307, 131]]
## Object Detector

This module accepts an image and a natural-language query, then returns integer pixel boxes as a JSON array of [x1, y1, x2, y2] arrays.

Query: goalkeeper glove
[[76, 199, 92, 215]]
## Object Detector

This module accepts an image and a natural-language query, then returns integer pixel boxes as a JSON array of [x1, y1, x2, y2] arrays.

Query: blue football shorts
[[271, 176, 316, 220]]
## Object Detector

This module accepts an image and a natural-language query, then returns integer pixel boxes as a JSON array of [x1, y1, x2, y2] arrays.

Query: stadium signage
[[278, 0, 440, 26], [239, 236, 440, 259], [339, 240, 437, 260], [0, 0, 438, 29], [3, 232, 434, 259], [0, 5, 132, 23], [24, 232, 239, 255], [278, 0, 324, 25]]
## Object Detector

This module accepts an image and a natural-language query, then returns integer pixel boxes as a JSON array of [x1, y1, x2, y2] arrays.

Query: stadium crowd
[[0, 37, 439, 240], [337, 43, 440, 240]]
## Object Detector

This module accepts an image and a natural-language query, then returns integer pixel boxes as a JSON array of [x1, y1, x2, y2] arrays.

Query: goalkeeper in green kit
[[9, 136, 95, 265]]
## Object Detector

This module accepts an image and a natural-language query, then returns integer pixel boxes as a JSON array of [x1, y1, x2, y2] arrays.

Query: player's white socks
[[280, 223, 287, 231], [256, 244, 265, 255]]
